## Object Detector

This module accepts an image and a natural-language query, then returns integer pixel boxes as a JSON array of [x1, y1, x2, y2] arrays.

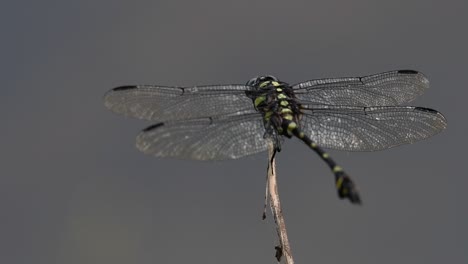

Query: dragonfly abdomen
[[287, 123, 362, 204]]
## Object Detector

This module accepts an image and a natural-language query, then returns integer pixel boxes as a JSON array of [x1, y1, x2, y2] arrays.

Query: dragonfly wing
[[293, 70, 429, 106], [299, 105, 447, 151], [104, 84, 253, 121], [136, 112, 268, 160]]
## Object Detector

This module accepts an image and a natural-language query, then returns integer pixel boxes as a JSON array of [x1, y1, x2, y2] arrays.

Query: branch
[[266, 141, 294, 264]]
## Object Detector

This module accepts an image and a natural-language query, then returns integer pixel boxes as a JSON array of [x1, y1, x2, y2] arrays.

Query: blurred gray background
[[1, 0, 466, 263]]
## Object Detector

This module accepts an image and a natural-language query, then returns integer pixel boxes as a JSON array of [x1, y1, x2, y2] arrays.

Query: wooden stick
[[267, 141, 294, 264]]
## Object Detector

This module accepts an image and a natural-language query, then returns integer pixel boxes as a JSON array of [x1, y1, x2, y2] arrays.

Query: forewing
[[299, 105, 447, 151], [104, 84, 253, 121], [136, 113, 268, 160], [293, 70, 429, 106]]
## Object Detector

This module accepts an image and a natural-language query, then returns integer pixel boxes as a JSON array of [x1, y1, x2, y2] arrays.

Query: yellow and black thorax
[[245, 76, 302, 138]]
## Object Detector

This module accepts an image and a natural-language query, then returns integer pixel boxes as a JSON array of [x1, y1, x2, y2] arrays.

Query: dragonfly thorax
[[246, 77, 302, 143]]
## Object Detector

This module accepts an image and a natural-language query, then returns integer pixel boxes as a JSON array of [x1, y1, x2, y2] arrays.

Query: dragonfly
[[104, 70, 447, 204]]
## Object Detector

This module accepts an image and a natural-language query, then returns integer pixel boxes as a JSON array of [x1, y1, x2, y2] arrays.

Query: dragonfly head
[[246, 75, 279, 88]]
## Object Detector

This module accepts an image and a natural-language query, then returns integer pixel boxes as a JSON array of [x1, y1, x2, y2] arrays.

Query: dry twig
[[265, 141, 294, 264]]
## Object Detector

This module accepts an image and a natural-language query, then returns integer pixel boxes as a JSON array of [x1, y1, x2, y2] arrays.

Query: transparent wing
[[136, 112, 268, 160], [299, 105, 447, 151], [293, 70, 429, 106], [104, 84, 253, 121]]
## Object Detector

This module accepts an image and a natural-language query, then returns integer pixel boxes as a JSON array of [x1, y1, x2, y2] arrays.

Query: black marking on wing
[[113, 85, 137, 91], [397, 70, 419, 74], [142, 123, 164, 132], [414, 107, 441, 114]]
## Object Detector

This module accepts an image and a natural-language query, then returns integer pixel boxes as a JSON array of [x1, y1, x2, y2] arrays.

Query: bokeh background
[[1, 0, 466, 263]]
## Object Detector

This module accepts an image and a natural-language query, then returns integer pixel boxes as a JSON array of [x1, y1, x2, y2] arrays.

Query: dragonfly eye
[[246, 77, 259, 86], [246, 75, 279, 87], [265, 75, 279, 82]]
